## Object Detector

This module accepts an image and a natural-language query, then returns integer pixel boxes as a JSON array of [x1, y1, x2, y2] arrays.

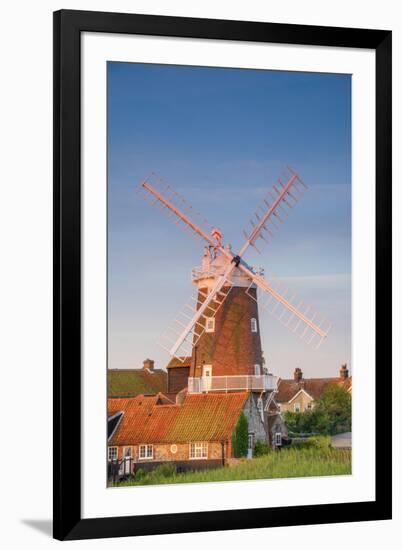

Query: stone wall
[[243, 393, 268, 443]]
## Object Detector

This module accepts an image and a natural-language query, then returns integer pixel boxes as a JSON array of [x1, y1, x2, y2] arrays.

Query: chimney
[[143, 358, 154, 372], [294, 367, 303, 382], [339, 363, 349, 379], [176, 388, 187, 405]]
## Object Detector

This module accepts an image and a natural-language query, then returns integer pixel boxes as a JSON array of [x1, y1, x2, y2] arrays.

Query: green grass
[[113, 442, 351, 487]]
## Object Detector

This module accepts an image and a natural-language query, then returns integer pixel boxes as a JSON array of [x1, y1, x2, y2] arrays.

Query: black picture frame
[[53, 9, 392, 541]]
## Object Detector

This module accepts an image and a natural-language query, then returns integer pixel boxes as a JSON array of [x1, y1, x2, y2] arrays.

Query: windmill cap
[[211, 228, 223, 242]]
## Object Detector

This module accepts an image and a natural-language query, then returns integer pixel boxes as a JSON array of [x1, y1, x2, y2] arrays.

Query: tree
[[284, 386, 351, 436], [315, 385, 351, 434], [232, 411, 249, 457]]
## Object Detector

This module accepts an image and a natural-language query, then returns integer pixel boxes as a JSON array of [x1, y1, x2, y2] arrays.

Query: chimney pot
[[294, 367, 303, 382], [340, 363, 349, 379], [143, 358, 154, 371]]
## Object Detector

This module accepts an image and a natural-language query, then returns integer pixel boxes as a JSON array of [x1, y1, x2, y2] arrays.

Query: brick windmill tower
[[190, 243, 264, 381], [138, 169, 330, 396]]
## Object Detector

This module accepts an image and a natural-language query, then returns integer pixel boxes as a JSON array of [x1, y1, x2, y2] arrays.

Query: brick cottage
[[108, 389, 286, 477]]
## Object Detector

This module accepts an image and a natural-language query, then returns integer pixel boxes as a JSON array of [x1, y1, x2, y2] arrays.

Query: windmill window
[[275, 432, 282, 446], [205, 317, 215, 333], [108, 446, 117, 462], [189, 442, 208, 459], [251, 318, 258, 333]]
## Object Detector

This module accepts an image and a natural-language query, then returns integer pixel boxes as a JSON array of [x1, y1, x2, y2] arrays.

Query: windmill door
[[202, 365, 212, 392]]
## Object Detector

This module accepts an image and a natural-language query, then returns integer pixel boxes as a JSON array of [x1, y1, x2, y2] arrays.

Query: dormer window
[[205, 317, 215, 333], [251, 318, 258, 333]]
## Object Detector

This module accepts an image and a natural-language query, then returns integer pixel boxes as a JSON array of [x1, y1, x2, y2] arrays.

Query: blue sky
[[108, 62, 351, 379]]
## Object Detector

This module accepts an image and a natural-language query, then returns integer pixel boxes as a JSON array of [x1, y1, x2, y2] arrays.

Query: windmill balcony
[[187, 374, 277, 394], [192, 265, 226, 282]]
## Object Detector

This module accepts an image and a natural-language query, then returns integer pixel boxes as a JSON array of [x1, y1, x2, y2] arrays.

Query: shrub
[[153, 463, 177, 478], [284, 386, 351, 436], [315, 386, 351, 435], [134, 468, 148, 481], [232, 411, 249, 458], [254, 440, 270, 457], [307, 435, 331, 449]]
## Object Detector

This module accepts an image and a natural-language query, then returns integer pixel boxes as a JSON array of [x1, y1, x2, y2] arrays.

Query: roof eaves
[[287, 388, 314, 404], [107, 411, 124, 442]]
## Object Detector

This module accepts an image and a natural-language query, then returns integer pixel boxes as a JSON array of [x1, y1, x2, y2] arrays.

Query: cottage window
[[108, 446, 117, 462], [139, 444, 153, 460], [251, 318, 258, 333], [307, 402, 313, 410], [248, 433, 254, 450], [294, 403, 301, 413], [189, 442, 208, 459], [275, 433, 282, 446], [205, 317, 215, 333]]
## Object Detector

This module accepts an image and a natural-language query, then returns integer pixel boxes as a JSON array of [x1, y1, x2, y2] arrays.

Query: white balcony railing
[[188, 374, 277, 394], [192, 265, 226, 281]]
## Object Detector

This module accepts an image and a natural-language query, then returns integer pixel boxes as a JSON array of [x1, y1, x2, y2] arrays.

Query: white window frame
[[275, 432, 282, 446], [248, 433, 254, 450], [307, 401, 313, 410], [202, 364, 212, 377], [294, 403, 301, 413], [189, 442, 208, 459], [205, 317, 215, 333], [138, 444, 154, 460], [254, 364, 261, 376], [108, 446, 117, 462], [202, 364, 213, 391], [251, 318, 258, 333]]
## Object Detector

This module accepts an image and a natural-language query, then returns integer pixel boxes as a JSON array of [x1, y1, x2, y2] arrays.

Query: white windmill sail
[[240, 167, 307, 256], [159, 270, 234, 360], [137, 173, 217, 247], [243, 269, 331, 349], [138, 176, 239, 359]]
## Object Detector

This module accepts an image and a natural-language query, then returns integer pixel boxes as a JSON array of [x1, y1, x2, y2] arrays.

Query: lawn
[[112, 441, 351, 487]]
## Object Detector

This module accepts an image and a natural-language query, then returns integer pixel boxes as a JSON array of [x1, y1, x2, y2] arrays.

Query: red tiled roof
[[275, 377, 352, 403], [108, 391, 249, 445], [166, 356, 192, 369]]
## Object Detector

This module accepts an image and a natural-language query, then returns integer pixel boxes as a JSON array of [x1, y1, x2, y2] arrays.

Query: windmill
[[137, 168, 330, 395]]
